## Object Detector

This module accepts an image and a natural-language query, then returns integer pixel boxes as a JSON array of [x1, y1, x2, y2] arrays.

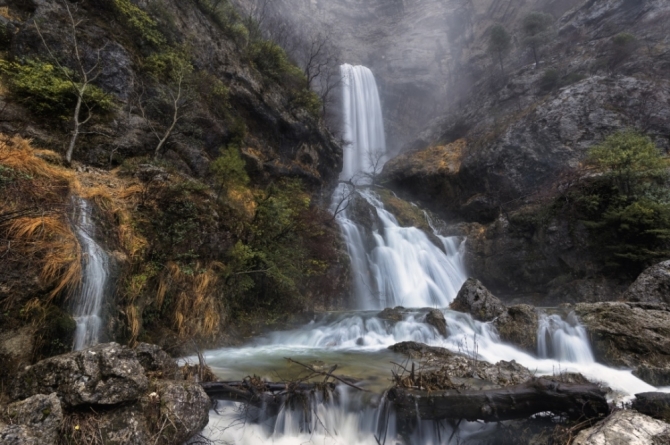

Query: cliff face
[[0, 0, 348, 363], [381, 0, 670, 300]]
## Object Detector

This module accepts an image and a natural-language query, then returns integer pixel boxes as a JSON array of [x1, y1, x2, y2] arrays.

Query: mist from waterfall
[[71, 197, 109, 351]]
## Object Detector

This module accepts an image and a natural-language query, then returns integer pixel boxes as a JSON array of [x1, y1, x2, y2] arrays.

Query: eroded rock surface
[[573, 410, 670, 445], [574, 302, 670, 385], [493, 305, 539, 354], [12, 342, 148, 407], [424, 309, 448, 337], [450, 278, 505, 322], [624, 261, 670, 305], [0, 393, 62, 444]]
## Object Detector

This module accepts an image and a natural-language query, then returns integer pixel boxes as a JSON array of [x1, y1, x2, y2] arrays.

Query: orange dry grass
[[0, 135, 76, 186], [158, 262, 223, 339], [7, 216, 82, 300]]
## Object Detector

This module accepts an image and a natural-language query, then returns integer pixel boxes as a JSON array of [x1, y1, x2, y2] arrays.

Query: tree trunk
[[66, 86, 86, 165], [387, 377, 610, 422]]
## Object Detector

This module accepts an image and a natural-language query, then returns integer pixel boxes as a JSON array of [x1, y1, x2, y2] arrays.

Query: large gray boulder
[[493, 305, 539, 354], [450, 278, 506, 321], [0, 393, 62, 444], [424, 309, 448, 337], [624, 261, 670, 305], [574, 302, 670, 385], [134, 342, 180, 379], [12, 342, 148, 407], [573, 410, 670, 445]]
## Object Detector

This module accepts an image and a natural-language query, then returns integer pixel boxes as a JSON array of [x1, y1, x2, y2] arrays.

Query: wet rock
[[97, 404, 150, 445], [12, 342, 148, 407], [574, 302, 670, 385], [450, 278, 505, 322], [624, 261, 670, 305], [0, 393, 62, 444], [377, 306, 407, 322], [633, 392, 670, 423], [134, 343, 179, 379], [493, 305, 539, 354], [424, 309, 448, 337], [573, 410, 670, 445], [389, 341, 533, 389], [146, 380, 211, 444]]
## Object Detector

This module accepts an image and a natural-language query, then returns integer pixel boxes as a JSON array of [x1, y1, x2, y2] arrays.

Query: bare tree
[[362, 147, 386, 186], [34, 1, 108, 164]]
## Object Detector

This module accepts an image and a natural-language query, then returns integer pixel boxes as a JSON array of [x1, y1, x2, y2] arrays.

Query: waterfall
[[334, 65, 467, 309], [340, 64, 387, 182], [537, 312, 595, 364], [71, 197, 109, 351]]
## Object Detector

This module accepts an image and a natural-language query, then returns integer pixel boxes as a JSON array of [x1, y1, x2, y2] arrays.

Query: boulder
[[624, 260, 670, 305], [0, 393, 62, 444], [573, 410, 670, 445], [493, 304, 539, 354], [450, 278, 506, 321], [134, 342, 179, 379], [97, 405, 151, 445], [377, 306, 407, 322], [633, 392, 670, 423], [424, 309, 448, 337], [145, 380, 211, 444], [574, 302, 670, 385], [389, 341, 533, 390], [12, 342, 149, 407]]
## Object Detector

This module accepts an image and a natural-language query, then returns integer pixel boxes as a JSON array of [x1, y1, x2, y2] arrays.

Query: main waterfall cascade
[[201, 65, 662, 444], [71, 197, 109, 351]]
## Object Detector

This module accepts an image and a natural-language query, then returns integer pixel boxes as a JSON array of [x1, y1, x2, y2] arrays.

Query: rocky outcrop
[[493, 305, 539, 354], [574, 302, 670, 385], [390, 341, 533, 390], [573, 410, 670, 445], [424, 309, 448, 337], [624, 261, 670, 305], [12, 342, 149, 407], [7, 342, 210, 445], [0, 393, 62, 444], [377, 306, 407, 322], [450, 278, 505, 322], [633, 392, 670, 423]]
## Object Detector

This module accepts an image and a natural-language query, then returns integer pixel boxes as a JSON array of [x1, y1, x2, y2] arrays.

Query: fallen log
[[387, 377, 610, 422], [201, 381, 336, 406]]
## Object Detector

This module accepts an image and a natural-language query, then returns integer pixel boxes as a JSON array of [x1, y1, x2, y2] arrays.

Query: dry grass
[[157, 262, 223, 339], [0, 135, 75, 186]]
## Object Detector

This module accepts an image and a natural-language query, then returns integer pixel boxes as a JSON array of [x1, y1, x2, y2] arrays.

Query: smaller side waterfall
[[537, 312, 594, 363], [71, 197, 109, 351]]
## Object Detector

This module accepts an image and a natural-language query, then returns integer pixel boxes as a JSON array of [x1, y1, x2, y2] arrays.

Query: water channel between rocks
[[195, 65, 666, 444]]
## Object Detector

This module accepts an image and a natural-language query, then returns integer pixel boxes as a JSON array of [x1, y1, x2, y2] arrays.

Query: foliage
[[192, 0, 248, 45], [290, 88, 322, 118], [248, 40, 294, 80], [110, 0, 166, 48], [0, 59, 113, 118], [609, 32, 638, 69], [574, 131, 670, 274], [211, 145, 249, 198], [143, 48, 194, 82], [538, 68, 560, 91], [488, 24, 512, 72], [521, 12, 554, 65]]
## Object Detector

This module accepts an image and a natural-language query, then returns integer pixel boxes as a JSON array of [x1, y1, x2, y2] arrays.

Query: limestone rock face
[[0, 393, 62, 444], [573, 410, 670, 445], [134, 342, 180, 380], [624, 261, 670, 305], [12, 342, 149, 407], [493, 305, 539, 354], [574, 302, 670, 385], [450, 278, 505, 322], [424, 309, 448, 337], [633, 392, 670, 423]]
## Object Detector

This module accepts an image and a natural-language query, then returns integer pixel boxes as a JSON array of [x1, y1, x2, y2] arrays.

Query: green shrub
[[143, 48, 194, 82], [111, 0, 166, 48], [248, 40, 293, 80], [210, 145, 249, 198], [538, 68, 560, 91], [290, 88, 322, 118], [0, 59, 113, 118], [574, 131, 670, 274], [613, 32, 637, 48]]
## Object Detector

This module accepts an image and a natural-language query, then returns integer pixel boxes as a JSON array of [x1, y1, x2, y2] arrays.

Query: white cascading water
[[200, 65, 664, 444], [71, 197, 109, 351]]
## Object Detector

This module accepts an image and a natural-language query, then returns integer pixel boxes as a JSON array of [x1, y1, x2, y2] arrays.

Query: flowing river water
[[199, 65, 661, 444]]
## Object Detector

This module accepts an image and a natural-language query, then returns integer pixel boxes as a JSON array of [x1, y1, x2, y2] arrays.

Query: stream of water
[[71, 197, 109, 351], [199, 65, 661, 444]]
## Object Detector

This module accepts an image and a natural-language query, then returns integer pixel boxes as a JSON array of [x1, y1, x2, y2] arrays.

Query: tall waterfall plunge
[[335, 64, 467, 309], [71, 198, 109, 350]]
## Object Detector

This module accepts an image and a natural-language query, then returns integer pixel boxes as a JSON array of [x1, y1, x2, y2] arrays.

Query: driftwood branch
[[387, 377, 610, 422]]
